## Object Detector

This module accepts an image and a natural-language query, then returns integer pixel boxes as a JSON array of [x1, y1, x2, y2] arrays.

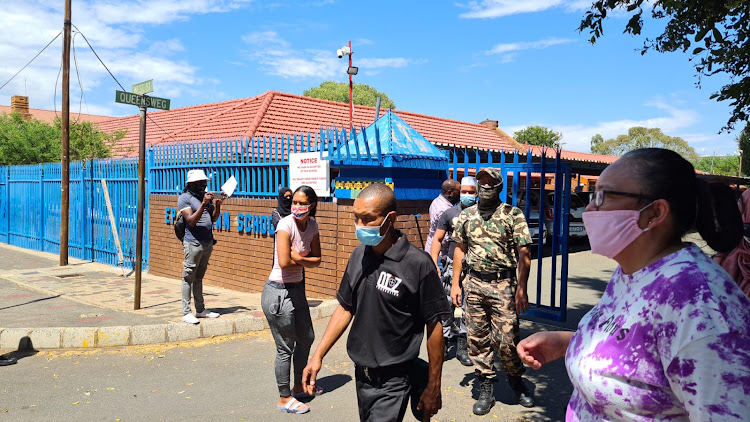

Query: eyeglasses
[[592, 190, 659, 208]]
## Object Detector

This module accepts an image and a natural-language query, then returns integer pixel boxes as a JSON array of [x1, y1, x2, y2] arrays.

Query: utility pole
[[60, 0, 71, 266], [348, 40, 353, 133]]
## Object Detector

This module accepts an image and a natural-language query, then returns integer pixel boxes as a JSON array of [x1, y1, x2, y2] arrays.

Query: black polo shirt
[[337, 231, 451, 368]]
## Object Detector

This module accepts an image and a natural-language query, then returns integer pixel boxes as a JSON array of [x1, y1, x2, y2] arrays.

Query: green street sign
[[115, 90, 171, 110], [132, 79, 153, 96]]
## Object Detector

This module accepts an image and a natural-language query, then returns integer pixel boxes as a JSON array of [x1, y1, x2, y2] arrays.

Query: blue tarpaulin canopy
[[327, 111, 448, 171]]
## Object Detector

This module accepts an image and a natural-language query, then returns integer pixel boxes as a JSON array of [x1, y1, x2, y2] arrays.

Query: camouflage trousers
[[464, 274, 525, 378]]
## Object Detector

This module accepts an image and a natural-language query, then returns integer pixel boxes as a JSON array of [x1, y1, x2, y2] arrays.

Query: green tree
[[303, 81, 396, 109], [0, 112, 124, 165], [590, 133, 604, 153], [738, 124, 750, 176], [579, 1, 750, 131], [692, 155, 740, 176], [513, 125, 563, 148], [590, 127, 699, 160]]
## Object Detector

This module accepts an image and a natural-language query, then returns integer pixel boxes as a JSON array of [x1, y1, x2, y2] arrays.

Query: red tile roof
[[524, 146, 618, 165], [0, 105, 113, 125], [97, 91, 523, 157], [91, 90, 618, 165]]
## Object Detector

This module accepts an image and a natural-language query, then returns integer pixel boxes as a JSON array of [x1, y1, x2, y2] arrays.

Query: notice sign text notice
[[289, 152, 330, 197]]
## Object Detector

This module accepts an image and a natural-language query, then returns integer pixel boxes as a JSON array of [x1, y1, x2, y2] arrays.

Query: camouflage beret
[[476, 167, 504, 185]]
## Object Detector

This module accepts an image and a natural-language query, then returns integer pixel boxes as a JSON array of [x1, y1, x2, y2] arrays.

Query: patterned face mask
[[291, 205, 310, 220]]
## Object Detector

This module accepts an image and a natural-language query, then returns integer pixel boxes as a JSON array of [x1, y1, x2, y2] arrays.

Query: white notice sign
[[289, 152, 330, 197]]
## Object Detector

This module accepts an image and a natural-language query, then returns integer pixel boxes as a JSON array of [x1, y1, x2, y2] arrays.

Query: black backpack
[[174, 212, 186, 242]]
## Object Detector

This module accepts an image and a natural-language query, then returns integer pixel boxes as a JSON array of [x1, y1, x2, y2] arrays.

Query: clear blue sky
[[0, 0, 741, 155]]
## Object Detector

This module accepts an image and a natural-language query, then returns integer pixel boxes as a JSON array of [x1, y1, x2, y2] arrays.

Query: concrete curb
[[0, 300, 339, 350]]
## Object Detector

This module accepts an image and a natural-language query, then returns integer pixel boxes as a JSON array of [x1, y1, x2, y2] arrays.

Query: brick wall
[[149, 195, 433, 298]]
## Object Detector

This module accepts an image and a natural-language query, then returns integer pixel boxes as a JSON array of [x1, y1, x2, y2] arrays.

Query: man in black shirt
[[302, 183, 450, 422]]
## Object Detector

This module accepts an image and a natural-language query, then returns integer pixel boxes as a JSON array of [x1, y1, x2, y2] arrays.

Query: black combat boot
[[443, 337, 451, 361], [456, 334, 472, 366], [472, 376, 495, 415], [508, 375, 534, 408]]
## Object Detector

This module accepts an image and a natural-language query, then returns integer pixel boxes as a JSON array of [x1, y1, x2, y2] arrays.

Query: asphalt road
[[2, 242, 616, 422]]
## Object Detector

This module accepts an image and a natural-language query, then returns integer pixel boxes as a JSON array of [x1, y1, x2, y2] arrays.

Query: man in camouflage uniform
[[450, 167, 534, 414]]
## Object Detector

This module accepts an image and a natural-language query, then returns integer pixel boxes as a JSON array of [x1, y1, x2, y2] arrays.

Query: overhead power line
[[0, 31, 63, 92]]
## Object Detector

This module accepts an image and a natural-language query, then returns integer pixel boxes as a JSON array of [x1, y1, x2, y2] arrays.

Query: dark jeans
[[261, 281, 315, 397]]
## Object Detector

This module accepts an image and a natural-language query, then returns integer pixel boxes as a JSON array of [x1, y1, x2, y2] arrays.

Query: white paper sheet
[[221, 175, 237, 198]]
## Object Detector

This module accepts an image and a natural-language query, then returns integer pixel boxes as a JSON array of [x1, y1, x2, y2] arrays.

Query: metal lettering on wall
[[165, 208, 275, 235]]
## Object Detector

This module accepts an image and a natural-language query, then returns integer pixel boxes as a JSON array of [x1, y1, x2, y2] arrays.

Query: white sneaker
[[182, 314, 199, 324], [196, 310, 219, 318]]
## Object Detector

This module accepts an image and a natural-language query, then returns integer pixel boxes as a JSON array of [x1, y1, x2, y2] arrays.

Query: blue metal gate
[[0, 159, 144, 269], [448, 148, 571, 322]]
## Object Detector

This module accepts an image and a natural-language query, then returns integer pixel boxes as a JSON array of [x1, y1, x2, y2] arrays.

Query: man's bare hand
[[515, 286, 529, 315], [302, 357, 322, 396], [417, 383, 442, 422]]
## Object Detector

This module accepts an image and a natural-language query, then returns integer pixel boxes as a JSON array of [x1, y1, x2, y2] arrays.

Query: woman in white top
[[261, 185, 322, 415]]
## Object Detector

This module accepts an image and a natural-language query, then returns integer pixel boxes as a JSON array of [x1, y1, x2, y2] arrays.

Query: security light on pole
[[337, 41, 355, 133]]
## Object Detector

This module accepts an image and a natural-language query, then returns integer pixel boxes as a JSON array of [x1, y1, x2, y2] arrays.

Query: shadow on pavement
[[296, 374, 353, 404], [0, 295, 61, 311], [2, 336, 40, 363], [209, 305, 257, 314]]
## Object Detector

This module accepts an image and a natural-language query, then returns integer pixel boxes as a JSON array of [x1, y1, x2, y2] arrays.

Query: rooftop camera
[[337, 46, 351, 59]]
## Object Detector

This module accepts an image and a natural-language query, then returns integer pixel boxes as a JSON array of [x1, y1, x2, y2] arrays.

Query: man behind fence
[[450, 167, 535, 414], [178, 169, 223, 324]]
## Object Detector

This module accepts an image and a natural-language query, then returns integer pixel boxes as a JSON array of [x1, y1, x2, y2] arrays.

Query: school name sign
[[165, 208, 275, 235]]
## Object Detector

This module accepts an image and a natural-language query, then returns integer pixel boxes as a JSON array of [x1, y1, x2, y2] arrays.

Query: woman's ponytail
[[695, 179, 742, 253]]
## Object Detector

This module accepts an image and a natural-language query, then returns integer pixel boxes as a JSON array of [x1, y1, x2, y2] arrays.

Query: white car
[[517, 190, 587, 243]]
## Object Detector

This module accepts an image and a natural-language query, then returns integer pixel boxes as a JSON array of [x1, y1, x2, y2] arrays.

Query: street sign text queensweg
[[115, 90, 171, 110]]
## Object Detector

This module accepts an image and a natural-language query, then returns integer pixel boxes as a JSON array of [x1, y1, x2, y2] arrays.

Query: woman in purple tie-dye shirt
[[518, 148, 750, 421]]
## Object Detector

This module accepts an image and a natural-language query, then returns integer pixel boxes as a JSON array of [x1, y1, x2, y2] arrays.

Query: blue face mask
[[355, 215, 390, 246], [460, 194, 476, 207]]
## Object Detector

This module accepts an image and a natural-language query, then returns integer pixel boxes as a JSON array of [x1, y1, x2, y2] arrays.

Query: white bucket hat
[[186, 169, 209, 183]]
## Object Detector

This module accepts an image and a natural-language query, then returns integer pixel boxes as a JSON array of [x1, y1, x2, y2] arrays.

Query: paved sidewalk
[[0, 243, 337, 350]]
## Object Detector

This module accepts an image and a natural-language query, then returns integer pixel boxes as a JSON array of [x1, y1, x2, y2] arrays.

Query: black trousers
[[355, 359, 428, 422]]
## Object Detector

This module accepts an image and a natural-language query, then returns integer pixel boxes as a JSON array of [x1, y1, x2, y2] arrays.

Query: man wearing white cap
[[178, 169, 223, 324], [430, 176, 477, 365]]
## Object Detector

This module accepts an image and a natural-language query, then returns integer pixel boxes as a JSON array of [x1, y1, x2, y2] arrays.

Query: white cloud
[[485, 38, 573, 62], [457, 0, 591, 18], [0, 0, 252, 114], [487, 38, 573, 54], [241, 31, 417, 79], [241, 31, 290, 48], [506, 99, 735, 154], [458, 0, 562, 18], [92, 0, 256, 25]]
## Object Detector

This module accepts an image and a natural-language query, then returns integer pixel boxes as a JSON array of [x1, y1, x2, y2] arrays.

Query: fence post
[[145, 148, 153, 270], [2, 167, 7, 243], [39, 164, 45, 251]]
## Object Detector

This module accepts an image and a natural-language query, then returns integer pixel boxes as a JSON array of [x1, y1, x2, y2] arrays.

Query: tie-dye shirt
[[566, 243, 750, 421]]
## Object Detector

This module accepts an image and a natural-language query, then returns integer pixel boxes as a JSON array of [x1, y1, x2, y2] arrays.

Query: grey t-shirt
[[177, 192, 214, 243]]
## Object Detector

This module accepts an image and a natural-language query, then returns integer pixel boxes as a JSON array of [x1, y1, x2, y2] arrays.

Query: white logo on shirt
[[376, 271, 402, 297]]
